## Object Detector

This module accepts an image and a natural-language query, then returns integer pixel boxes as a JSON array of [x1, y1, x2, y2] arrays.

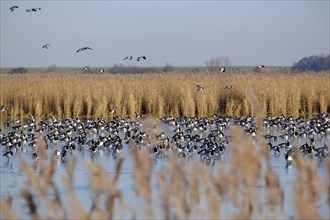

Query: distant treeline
[[4, 54, 329, 74], [7, 67, 29, 74], [108, 64, 175, 74], [4, 66, 290, 74], [292, 54, 330, 72]]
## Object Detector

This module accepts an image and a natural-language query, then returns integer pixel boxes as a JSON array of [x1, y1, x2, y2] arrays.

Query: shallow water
[[0, 120, 329, 219]]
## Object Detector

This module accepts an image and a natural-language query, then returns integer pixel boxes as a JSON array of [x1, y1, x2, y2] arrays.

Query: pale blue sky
[[1, 0, 329, 67]]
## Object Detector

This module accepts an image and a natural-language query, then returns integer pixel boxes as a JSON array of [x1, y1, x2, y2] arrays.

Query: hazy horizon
[[1, 0, 329, 68]]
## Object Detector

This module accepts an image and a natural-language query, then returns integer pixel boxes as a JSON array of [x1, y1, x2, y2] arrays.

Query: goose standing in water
[[32, 152, 39, 161], [285, 148, 296, 165], [3, 151, 13, 160]]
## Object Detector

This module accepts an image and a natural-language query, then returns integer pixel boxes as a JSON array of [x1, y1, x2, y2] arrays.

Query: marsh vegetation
[[0, 71, 329, 219], [0, 71, 329, 122]]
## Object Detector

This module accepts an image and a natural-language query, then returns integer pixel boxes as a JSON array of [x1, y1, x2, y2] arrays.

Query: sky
[[0, 0, 329, 67]]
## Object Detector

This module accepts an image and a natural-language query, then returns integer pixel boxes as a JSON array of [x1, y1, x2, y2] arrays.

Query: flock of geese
[[1, 111, 329, 167], [8, 5, 267, 74], [8, 5, 147, 73], [10, 6, 41, 12]]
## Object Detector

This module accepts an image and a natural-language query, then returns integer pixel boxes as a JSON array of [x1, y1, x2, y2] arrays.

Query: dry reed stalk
[[19, 136, 64, 219], [21, 190, 39, 220], [212, 163, 235, 202], [229, 126, 261, 187], [54, 93, 63, 118], [73, 93, 83, 118], [131, 144, 153, 204], [157, 96, 165, 117], [155, 152, 190, 219], [127, 93, 137, 119], [85, 157, 124, 220], [20, 159, 45, 195], [156, 166, 170, 219], [114, 156, 124, 183], [247, 89, 269, 161], [295, 150, 326, 201], [189, 160, 203, 205], [326, 159, 330, 208], [187, 159, 221, 218], [264, 168, 283, 216], [36, 137, 47, 159], [293, 149, 326, 220], [61, 158, 89, 220], [84, 160, 123, 197], [231, 187, 254, 220], [227, 125, 263, 219], [62, 90, 72, 119], [0, 194, 20, 220], [83, 92, 92, 118], [204, 183, 221, 219], [179, 85, 195, 116]]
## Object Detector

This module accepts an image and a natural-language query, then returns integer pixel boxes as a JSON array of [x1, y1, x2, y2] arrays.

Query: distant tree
[[190, 67, 200, 73], [292, 54, 330, 72], [47, 64, 58, 73], [205, 56, 232, 73], [162, 63, 175, 72], [8, 67, 28, 74]]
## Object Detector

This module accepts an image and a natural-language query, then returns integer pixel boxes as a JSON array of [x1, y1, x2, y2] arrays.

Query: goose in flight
[[124, 56, 133, 60], [10, 6, 19, 12], [137, 56, 146, 62], [196, 85, 204, 92], [256, 65, 265, 69], [42, 44, 51, 49], [219, 67, 227, 72], [76, 47, 93, 53], [136, 112, 141, 119], [108, 107, 117, 115], [0, 106, 7, 112], [82, 66, 90, 71], [26, 8, 41, 12]]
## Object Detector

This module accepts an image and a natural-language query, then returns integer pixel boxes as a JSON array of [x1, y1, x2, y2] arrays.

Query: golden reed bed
[[0, 71, 329, 121]]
